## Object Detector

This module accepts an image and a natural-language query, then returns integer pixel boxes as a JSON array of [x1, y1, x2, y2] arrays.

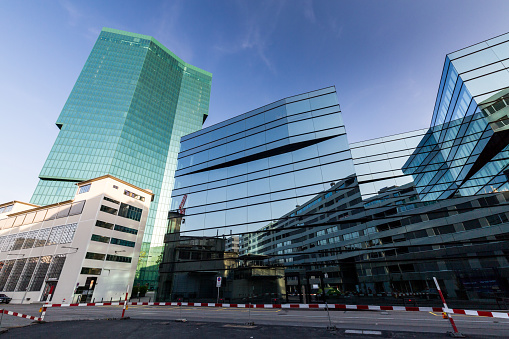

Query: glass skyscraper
[[31, 28, 212, 288]]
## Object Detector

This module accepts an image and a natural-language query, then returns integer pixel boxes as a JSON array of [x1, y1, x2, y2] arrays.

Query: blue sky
[[2, 0, 509, 203]]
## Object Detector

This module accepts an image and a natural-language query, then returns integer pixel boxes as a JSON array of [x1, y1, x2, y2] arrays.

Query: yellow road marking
[[429, 311, 482, 318]]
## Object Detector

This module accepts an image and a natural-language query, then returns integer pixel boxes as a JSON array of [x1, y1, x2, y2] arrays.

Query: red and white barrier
[[0, 309, 42, 321], [40, 301, 509, 320]]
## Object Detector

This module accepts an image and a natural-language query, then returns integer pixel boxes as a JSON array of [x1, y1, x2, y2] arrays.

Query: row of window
[[95, 220, 138, 235], [85, 252, 132, 263], [99, 202, 142, 222], [0, 201, 85, 230], [124, 189, 145, 202], [269, 210, 509, 260], [0, 223, 78, 252], [0, 255, 66, 292], [91, 234, 135, 248]]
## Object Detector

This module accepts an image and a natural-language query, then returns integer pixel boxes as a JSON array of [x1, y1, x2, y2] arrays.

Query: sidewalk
[[129, 291, 155, 303]]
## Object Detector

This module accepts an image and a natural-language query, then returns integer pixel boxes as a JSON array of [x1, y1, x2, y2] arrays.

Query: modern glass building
[[169, 86, 354, 239], [403, 32, 509, 201], [158, 33, 509, 304], [31, 28, 212, 288]]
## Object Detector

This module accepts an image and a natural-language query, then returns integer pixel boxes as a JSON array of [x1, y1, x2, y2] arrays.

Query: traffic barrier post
[[121, 285, 129, 318], [433, 277, 464, 338]]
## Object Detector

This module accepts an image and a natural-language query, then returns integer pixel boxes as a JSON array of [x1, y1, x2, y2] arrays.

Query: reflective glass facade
[[30, 28, 212, 288], [159, 33, 509, 304], [403, 33, 509, 201], [171, 87, 354, 238], [351, 129, 426, 200]]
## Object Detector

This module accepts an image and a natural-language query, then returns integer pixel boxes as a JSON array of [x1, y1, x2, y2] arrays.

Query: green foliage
[[139, 285, 148, 297], [131, 286, 139, 297]]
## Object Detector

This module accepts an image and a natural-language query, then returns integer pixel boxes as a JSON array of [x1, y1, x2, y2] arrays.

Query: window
[[15, 257, 39, 292], [4, 258, 27, 291], [22, 230, 39, 249], [463, 219, 482, 230], [118, 203, 142, 222], [46, 255, 66, 280], [69, 201, 85, 216], [12, 232, 27, 250], [434, 225, 455, 235], [2, 235, 16, 252], [46, 225, 66, 246], [114, 225, 138, 235], [29, 256, 52, 291], [0, 260, 15, 290], [106, 254, 132, 263], [34, 228, 51, 247], [95, 220, 114, 230], [78, 184, 91, 194], [110, 238, 135, 247], [0, 205, 13, 214], [59, 223, 78, 244], [104, 196, 120, 204], [91, 234, 110, 243], [56, 205, 71, 219], [486, 213, 508, 226], [124, 189, 145, 202], [85, 252, 106, 260], [80, 267, 102, 275], [45, 207, 60, 221], [100, 205, 118, 215]]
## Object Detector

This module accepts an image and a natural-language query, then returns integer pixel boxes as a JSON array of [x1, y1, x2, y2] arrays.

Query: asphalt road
[[3, 318, 492, 339], [1, 303, 508, 337]]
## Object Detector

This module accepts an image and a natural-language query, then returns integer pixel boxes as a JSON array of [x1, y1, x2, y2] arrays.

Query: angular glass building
[[169, 87, 354, 238], [403, 32, 509, 200], [31, 28, 212, 288]]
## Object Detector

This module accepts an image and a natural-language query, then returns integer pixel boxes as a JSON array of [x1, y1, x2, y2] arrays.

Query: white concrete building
[[0, 175, 152, 304], [225, 235, 239, 253]]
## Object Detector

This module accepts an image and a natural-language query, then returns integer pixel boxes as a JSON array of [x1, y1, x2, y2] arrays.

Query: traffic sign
[[216, 277, 222, 287]]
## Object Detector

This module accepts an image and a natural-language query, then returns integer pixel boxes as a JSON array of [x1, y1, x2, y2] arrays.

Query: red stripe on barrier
[[357, 305, 369, 310], [215, 303, 222, 307], [289, 304, 299, 308], [12, 312, 18, 316], [404, 307, 420, 312], [453, 309, 466, 315], [255, 304, 264, 308], [432, 307, 443, 312], [476, 311, 493, 317], [334, 304, 346, 309], [87, 303, 95, 306], [309, 304, 319, 309], [273, 304, 282, 308], [380, 306, 394, 311], [229, 304, 237, 307]]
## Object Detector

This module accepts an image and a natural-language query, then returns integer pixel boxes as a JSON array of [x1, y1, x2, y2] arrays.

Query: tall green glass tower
[[31, 28, 212, 288]]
